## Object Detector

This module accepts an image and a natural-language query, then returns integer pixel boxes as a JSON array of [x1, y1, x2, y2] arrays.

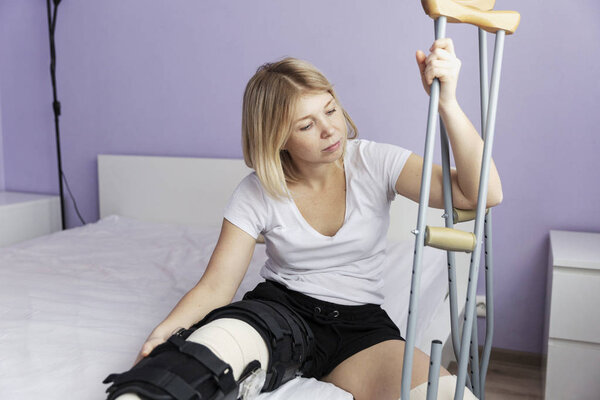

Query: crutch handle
[[453, 207, 489, 223], [422, 0, 520, 34], [425, 226, 476, 252]]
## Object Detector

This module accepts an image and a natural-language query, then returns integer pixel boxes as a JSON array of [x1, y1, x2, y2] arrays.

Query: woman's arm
[[136, 219, 257, 361], [396, 38, 503, 210]]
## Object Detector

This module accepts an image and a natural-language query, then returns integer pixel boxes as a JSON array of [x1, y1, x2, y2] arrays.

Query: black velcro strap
[[227, 303, 285, 341], [168, 336, 237, 396], [168, 336, 228, 376], [106, 366, 198, 400], [265, 302, 308, 353]]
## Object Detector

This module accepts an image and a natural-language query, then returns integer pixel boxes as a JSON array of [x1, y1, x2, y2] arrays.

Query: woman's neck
[[289, 160, 344, 192]]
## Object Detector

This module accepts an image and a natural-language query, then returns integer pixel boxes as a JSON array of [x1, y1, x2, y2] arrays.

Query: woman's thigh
[[321, 339, 450, 400]]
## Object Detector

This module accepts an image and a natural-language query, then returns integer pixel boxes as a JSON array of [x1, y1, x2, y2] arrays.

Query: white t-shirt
[[224, 139, 412, 305]]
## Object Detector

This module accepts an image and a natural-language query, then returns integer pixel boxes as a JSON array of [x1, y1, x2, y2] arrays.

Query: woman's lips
[[323, 140, 341, 152]]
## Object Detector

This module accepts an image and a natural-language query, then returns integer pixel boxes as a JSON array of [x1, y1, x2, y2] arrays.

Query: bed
[[0, 154, 472, 399]]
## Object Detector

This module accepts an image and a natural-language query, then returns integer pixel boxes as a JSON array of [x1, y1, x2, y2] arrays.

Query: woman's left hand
[[416, 38, 461, 106]]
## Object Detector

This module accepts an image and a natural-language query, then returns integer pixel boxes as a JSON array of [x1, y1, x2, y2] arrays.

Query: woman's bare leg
[[321, 339, 450, 400]]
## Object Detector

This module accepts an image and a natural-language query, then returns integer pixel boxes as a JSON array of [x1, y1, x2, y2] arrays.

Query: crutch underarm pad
[[421, 0, 520, 34], [425, 226, 476, 252], [454, 0, 495, 12]]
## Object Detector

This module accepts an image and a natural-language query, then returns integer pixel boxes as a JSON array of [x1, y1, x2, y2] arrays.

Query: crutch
[[441, 2, 499, 396], [400, 1, 520, 399], [438, 2, 497, 395]]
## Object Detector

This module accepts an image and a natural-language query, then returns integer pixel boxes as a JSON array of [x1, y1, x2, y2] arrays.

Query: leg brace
[[103, 299, 314, 400]]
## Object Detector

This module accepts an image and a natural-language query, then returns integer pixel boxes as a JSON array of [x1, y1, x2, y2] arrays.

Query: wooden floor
[[448, 348, 544, 399]]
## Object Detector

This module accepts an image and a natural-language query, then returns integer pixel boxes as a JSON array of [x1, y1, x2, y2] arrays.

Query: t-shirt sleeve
[[223, 173, 268, 239], [358, 140, 412, 198]]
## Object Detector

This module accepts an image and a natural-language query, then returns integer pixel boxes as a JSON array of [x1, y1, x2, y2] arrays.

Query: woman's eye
[[327, 108, 337, 115], [300, 123, 312, 131]]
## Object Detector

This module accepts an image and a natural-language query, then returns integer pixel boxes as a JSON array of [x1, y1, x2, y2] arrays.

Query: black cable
[[61, 171, 86, 224], [46, 0, 86, 227]]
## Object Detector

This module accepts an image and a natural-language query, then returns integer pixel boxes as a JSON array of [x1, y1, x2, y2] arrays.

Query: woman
[[132, 38, 501, 400]]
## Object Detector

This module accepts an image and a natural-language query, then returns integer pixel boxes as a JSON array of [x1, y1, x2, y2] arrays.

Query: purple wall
[[1, 1, 599, 354], [0, 90, 4, 190], [1, 1, 57, 194]]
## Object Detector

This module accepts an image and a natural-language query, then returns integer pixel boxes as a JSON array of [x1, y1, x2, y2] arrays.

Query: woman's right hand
[[134, 327, 180, 365], [132, 220, 256, 366]]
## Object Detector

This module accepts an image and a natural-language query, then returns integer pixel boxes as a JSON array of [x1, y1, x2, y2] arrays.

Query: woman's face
[[283, 91, 347, 169]]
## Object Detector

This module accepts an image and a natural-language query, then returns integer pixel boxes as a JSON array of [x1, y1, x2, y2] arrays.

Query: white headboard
[[98, 154, 453, 242], [98, 153, 474, 363]]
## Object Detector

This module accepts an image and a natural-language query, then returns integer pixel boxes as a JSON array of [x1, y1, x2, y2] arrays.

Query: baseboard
[[448, 347, 543, 371], [486, 346, 542, 367]]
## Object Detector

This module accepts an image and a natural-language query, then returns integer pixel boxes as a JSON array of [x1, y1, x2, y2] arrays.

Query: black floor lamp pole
[[46, 0, 66, 230]]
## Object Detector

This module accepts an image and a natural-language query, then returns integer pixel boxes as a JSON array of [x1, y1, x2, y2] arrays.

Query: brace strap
[[244, 302, 285, 343], [168, 336, 237, 395], [104, 338, 238, 400], [261, 301, 308, 362], [105, 367, 198, 400]]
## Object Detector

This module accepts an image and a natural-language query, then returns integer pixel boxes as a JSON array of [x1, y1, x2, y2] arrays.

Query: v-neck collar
[[288, 163, 349, 239]]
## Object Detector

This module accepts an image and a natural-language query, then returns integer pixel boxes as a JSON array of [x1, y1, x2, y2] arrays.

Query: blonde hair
[[242, 57, 358, 199]]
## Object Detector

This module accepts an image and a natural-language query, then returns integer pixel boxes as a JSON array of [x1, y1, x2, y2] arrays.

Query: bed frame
[[97, 154, 472, 366]]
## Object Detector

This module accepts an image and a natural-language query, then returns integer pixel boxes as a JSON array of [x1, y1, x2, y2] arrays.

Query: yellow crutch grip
[[425, 226, 476, 252], [452, 208, 489, 223]]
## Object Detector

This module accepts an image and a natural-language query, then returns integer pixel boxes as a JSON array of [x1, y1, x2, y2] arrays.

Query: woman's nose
[[320, 120, 334, 138]]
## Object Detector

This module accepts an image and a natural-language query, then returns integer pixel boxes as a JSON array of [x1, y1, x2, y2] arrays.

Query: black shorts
[[243, 280, 404, 379]]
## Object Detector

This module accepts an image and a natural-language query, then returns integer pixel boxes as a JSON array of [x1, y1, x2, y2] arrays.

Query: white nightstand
[[543, 230, 600, 400], [0, 191, 62, 247]]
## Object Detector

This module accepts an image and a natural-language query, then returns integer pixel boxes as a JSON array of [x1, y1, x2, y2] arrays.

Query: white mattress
[[0, 215, 447, 400]]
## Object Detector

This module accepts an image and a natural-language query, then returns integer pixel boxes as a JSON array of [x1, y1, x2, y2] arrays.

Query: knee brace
[[198, 299, 314, 391], [103, 299, 314, 400]]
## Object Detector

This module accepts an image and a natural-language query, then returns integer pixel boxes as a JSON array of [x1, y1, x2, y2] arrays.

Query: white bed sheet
[[0, 216, 446, 400]]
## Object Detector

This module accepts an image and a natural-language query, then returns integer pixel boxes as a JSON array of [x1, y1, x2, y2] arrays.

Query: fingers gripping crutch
[[400, 2, 520, 399]]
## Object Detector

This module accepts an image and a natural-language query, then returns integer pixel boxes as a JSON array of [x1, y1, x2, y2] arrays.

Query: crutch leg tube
[[400, 15, 447, 400], [440, 108, 478, 396], [469, 306, 481, 397], [439, 121, 463, 367], [426, 340, 443, 400], [477, 26, 493, 400], [479, 211, 494, 399], [454, 29, 505, 400]]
